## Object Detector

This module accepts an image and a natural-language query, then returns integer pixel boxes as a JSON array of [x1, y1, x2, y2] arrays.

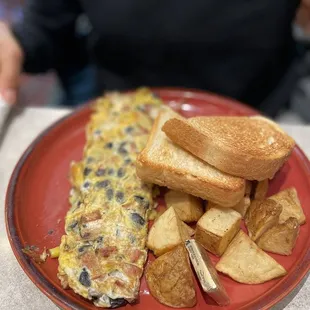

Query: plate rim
[[5, 88, 310, 310], [5, 103, 89, 310]]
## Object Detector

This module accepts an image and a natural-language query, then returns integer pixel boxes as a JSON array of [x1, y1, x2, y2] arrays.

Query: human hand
[[0, 21, 23, 105], [296, 0, 310, 35]]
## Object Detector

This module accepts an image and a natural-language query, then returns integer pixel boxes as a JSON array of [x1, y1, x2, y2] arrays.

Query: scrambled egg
[[58, 88, 161, 307]]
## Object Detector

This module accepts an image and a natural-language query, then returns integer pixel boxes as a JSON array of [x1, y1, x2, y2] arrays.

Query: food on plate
[[232, 196, 251, 218], [136, 109, 246, 207], [52, 87, 301, 308], [269, 187, 306, 225], [185, 239, 230, 306], [22, 245, 48, 264], [257, 217, 300, 255], [231, 181, 252, 217], [195, 205, 241, 256], [146, 244, 197, 308], [181, 221, 196, 237], [165, 190, 204, 223], [245, 181, 252, 196], [216, 231, 287, 284], [57, 89, 162, 307], [245, 199, 282, 241], [162, 115, 295, 180], [253, 179, 269, 200], [147, 207, 193, 256], [49, 246, 60, 258]]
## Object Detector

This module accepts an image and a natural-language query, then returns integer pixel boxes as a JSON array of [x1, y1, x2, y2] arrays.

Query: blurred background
[[0, 0, 57, 107], [1, 0, 310, 124]]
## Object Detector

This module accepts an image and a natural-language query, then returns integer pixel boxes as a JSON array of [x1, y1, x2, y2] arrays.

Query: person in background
[[0, 0, 302, 116]]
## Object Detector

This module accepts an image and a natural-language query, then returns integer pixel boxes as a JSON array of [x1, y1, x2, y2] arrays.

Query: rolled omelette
[[58, 88, 161, 307]]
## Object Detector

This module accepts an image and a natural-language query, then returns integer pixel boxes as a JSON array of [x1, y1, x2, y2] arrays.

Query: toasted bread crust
[[137, 110, 245, 207], [162, 116, 295, 181]]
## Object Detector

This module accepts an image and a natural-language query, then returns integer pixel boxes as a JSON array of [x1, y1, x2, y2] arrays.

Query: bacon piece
[[99, 246, 118, 258], [129, 249, 143, 263], [123, 263, 142, 277], [80, 210, 102, 223]]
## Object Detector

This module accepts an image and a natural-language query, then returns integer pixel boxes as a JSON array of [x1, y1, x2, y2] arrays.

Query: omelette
[[58, 88, 161, 308]]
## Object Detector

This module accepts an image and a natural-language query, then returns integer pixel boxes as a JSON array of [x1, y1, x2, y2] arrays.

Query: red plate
[[5, 88, 310, 310]]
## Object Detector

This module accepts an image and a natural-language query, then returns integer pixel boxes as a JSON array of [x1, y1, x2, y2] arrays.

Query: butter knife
[[0, 94, 12, 133]]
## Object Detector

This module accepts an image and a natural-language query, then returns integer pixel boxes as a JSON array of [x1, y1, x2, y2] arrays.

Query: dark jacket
[[13, 0, 300, 114]]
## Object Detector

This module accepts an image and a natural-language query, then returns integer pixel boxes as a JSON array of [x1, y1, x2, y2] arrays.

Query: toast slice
[[257, 217, 300, 255], [162, 115, 295, 181], [216, 230, 287, 284], [137, 109, 245, 207], [268, 187, 306, 225]]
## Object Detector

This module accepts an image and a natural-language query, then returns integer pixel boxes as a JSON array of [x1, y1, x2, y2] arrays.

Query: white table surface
[[0, 107, 309, 310]]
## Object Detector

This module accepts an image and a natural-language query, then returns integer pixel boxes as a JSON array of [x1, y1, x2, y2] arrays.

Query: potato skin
[[257, 217, 300, 255], [269, 187, 306, 225], [146, 245, 196, 308], [245, 199, 282, 241], [253, 179, 269, 200]]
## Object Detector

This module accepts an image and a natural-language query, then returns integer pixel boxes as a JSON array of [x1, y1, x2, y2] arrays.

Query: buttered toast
[[136, 109, 245, 207], [162, 115, 295, 180]]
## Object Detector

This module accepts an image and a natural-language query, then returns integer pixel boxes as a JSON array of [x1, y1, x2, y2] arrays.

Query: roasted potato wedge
[[245, 199, 282, 241], [229, 181, 251, 218], [147, 207, 192, 256], [165, 190, 204, 223], [216, 230, 287, 284], [257, 217, 300, 255], [245, 181, 252, 196], [269, 187, 306, 225], [181, 222, 195, 237], [253, 179, 269, 200], [195, 205, 241, 256], [232, 196, 251, 218], [146, 245, 197, 308]]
